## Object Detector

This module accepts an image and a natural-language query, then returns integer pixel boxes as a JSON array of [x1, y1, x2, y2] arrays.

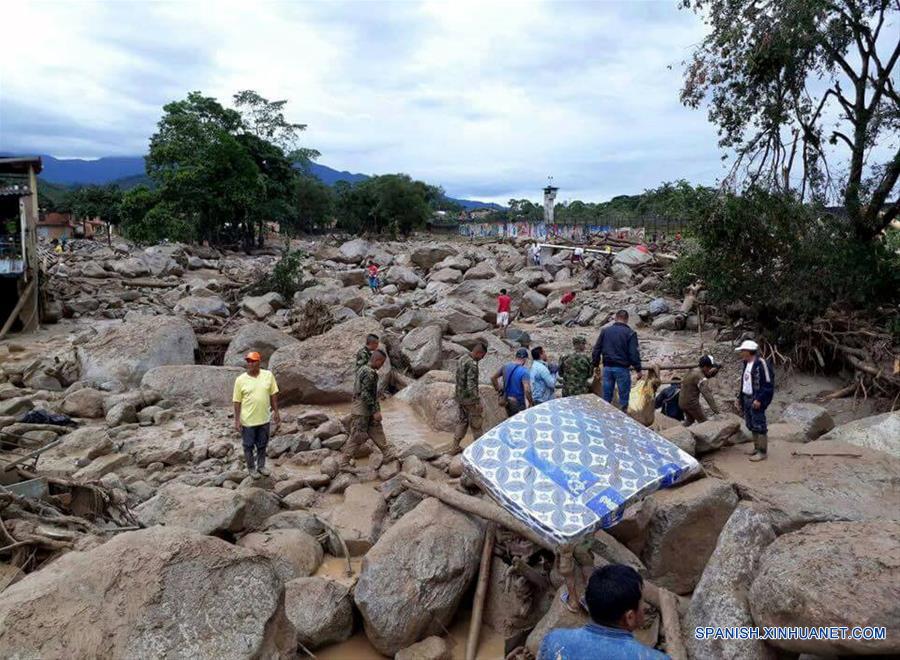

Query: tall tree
[[680, 0, 899, 239]]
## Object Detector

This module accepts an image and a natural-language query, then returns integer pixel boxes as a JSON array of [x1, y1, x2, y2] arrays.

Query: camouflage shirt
[[355, 346, 372, 372], [455, 354, 480, 404], [559, 352, 592, 397], [353, 364, 381, 416]]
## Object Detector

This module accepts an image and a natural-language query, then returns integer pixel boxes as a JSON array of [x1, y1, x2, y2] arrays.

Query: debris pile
[[0, 234, 897, 657]]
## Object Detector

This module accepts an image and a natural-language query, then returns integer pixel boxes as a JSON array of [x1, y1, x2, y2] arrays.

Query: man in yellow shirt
[[232, 351, 281, 479]]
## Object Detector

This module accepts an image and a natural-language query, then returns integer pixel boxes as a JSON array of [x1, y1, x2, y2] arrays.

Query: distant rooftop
[[0, 156, 43, 175]]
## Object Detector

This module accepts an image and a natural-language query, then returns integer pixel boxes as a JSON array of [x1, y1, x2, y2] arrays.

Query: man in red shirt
[[496, 288, 512, 337], [366, 260, 380, 294]]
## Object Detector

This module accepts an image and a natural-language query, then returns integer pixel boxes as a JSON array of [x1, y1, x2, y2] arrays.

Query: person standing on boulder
[[538, 564, 667, 660], [496, 288, 512, 338], [559, 336, 593, 397], [355, 333, 380, 371], [452, 343, 487, 454], [591, 310, 642, 411], [735, 340, 774, 462], [232, 351, 281, 479], [679, 355, 721, 426], [366, 260, 381, 294], [345, 349, 395, 462]]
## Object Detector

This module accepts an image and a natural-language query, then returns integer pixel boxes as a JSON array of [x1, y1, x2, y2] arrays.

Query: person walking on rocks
[[452, 343, 486, 453], [232, 351, 281, 479], [539, 564, 667, 660], [558, 336, 593, 397], [496, 288, 512, 338], [492, 347, 533, 416], [366, 260, 381, 294], [345, 349, 394, 461], [736, 340, 774, 462], [679, 355, 721, 426], [591, 310, 643, 411], [355, 333, 380, 371]]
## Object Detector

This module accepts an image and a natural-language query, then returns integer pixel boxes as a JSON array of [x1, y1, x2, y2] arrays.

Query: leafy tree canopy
[[680, 0, 899, 239]]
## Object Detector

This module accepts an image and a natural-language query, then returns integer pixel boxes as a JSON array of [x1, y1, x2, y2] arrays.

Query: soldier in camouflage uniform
[[355, 333, 380, 372], [345, 349, 394, 461], [558, 336, 593, 397], [452, 343, 487, 453]]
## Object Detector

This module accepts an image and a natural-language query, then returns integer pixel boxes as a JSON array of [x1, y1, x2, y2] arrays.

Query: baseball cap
[[735, 340, 759, 352], [245, 351, 262, 362], [515, 348, 529, 359], [699, 355, 717, 368]]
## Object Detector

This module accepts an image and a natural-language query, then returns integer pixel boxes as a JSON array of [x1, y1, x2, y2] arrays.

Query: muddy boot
[[748, 433, 768, 461], [744, 434, 760, 455], [244, 447, 257, 476], [256, 451, 271, 477]]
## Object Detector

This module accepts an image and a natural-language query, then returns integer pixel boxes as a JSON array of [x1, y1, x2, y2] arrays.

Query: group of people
[[230, 298, 775, 479]]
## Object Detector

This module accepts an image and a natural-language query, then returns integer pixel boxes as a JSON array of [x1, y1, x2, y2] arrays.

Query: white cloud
[[0, 0, 726, 202]]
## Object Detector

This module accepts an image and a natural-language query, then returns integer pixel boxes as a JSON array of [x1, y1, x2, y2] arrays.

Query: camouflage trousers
[[344, 414, 392, 460], [681, 402, 708, 427], [453, 400, 484, 449]]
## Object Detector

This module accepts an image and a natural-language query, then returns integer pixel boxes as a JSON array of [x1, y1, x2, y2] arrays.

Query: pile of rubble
[[0, 234, 897, 658]]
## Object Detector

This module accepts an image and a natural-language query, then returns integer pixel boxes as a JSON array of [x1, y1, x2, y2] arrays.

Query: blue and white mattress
[[461, 394, 701, 546]]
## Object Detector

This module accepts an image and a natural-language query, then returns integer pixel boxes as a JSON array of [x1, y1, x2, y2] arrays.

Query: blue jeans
[[602, 366, 631, 411]]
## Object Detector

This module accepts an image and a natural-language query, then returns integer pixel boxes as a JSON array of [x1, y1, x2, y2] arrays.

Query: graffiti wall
[[458, 222, 646, 241]]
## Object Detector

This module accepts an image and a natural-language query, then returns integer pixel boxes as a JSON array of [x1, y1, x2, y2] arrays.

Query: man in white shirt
[[735, 340, 775, 462]]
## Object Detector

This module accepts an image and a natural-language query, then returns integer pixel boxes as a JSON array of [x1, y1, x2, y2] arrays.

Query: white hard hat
[[735, 340, 759, 352]]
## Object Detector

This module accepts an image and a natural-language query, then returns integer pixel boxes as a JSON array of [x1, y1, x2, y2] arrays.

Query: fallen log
[[196, 334, 234, 346], [120, 278, 179, 288], [658, 587, 687, 660], [466, 523, 496, 660]]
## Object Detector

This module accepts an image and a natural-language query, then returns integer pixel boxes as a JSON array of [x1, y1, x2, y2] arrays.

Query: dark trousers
[[742, 394, 768, 434], [241, 423, 270, 469], [602, 366, 631, 411]]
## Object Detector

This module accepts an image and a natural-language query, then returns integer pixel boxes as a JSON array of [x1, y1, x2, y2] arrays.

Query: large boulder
[[704, 440, 900, 531], [135, 483, 248, 535], [0, 526, 296, 658], [224, 322, 300, 368], [284, 577, 353, 650], [779, 402, 834, 440], [336, 238, 372, 264], [241, 293, 284, 320], [750, 521, 900, 656], [400, 325, 443, 377], [384, 265, 424, 291], [269, 317, 390, 405], [141, 365, 244, 406], [640, 477, 739, 594], [237, 530, 323, 582], [686, 504, 777, 660], [689, 415, 742, 453], [61, 387, 105, 418], [354, 498, 483, 655], [174, 294, 229, 317], [819, 410, 900, 458], [429, 267, 463, 284], [463, 261, 497, 280], [410, 243, 457, 269], [320, 484, 386, 555], [77, 315, 197, 388], [519, 289, 548, 317], [396, 372, 505, 434], [447, 280, 528, 324]]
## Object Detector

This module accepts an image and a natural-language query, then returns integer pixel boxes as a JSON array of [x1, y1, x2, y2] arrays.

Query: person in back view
[[592, 310, 643, 411], [492, 347, 533, 416], [538, 564, 668, 660]]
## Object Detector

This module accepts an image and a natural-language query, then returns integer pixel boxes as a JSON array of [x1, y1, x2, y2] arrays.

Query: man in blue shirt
[[539, 565, 669, 660], [530, 346, 557, 405], [592, 310, 643, 411], [491, 347, 533, 416]]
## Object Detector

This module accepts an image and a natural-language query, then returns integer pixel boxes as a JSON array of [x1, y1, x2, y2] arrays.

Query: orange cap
[[245, 351, 261, 362]]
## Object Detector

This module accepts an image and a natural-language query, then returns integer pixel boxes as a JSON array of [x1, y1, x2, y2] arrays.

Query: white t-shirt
[[742, 361, 754, 395]]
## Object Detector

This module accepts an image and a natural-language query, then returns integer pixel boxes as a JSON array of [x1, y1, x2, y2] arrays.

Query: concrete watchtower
[[543, 178, 558, 224]]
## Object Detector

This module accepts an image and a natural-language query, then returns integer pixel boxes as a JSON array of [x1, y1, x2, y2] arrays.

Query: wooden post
[[0, 280, 35, 341], [465, 523, 496, 660]]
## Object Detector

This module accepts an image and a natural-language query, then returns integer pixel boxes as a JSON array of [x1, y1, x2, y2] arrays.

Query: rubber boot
[[749, 433, 768, 461], [245, 448, 260, 478], [256, 450, 270, 477]]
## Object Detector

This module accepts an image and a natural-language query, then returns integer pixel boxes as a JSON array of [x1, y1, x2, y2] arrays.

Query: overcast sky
[[0, 0, 724, 203]]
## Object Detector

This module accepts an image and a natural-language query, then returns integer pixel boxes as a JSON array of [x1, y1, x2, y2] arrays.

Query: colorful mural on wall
[[458, 222, 645, 241]]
